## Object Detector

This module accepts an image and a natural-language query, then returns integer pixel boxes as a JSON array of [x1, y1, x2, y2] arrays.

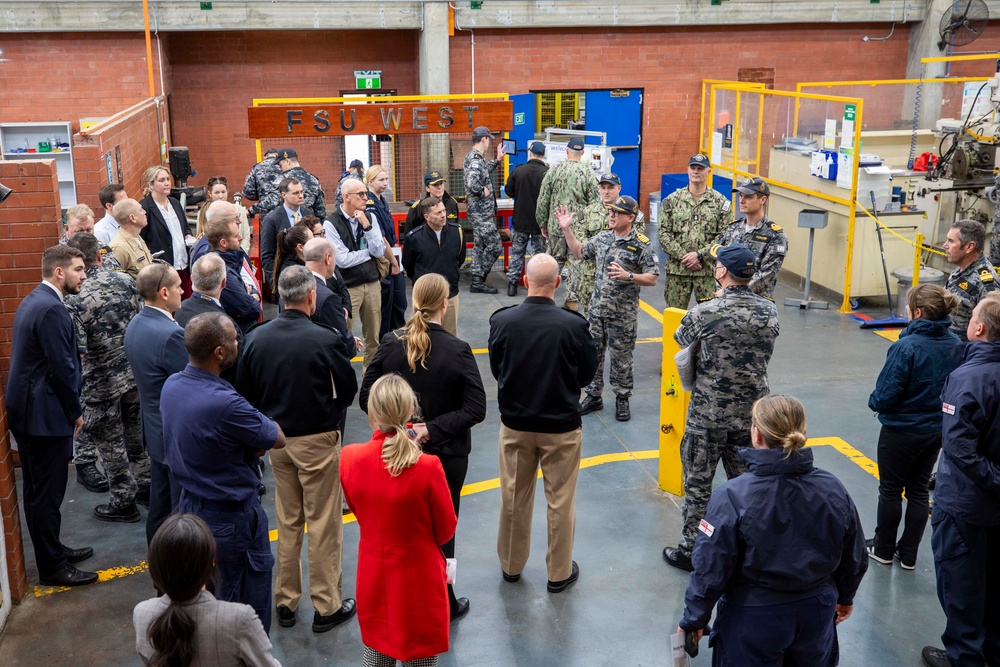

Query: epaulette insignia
[[959, 281, 970, 291], [366, 199, 375, 206], [770, 222, 783, 232], [411, 200, 420, 208], [636, 232, 650, 243], [627, 245, 638, 252], [981, 269, 994, 283]]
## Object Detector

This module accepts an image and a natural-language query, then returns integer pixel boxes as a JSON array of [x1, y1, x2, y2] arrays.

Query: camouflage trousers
[[506, 231, 546, 284], [584, 312, 638, 398], [664, 274, 716, 310], [678, 426, 749, 556], [567, 257, 596, 317], [991, 216, 1000, 267], [77, 389, 150, 506], [546, 230, 569, 272], [470, 215, 503, 277]]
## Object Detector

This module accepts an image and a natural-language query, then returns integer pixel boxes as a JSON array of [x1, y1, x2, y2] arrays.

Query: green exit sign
[[354, 70, 382, 91]]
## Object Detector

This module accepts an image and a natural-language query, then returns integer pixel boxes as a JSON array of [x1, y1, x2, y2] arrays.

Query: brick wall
[[0, 159, 62, 604], [72, 98, 171, 208], [449, 24, 915, 208], [164, 30, 420, 194]]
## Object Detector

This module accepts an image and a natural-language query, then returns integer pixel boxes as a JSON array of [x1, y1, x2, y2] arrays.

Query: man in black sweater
[[175, 252, 243, 385], [236, 265, 358, 634], [488, 253, 598, 594], [503, 141, 549, 296], [402, 196, 466, 336]]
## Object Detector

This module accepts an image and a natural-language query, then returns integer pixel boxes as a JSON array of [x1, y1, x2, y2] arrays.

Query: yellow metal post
[[913, 233, 924, 287], [658, 307, 689, 496], [840, 98, 865, 313], [755, 92, 765, 170]]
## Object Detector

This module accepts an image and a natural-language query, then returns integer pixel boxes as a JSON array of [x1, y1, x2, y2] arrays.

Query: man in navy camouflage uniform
[[662, 243, 780, 572], [252, 148, 326, 221], [559, 196, 659, 421], [944, 219, 999, 341], [242, 147, 283, 219], [716, 177, 787, 299], [65, 233, 148, 522], [464, 126, 505, 294]]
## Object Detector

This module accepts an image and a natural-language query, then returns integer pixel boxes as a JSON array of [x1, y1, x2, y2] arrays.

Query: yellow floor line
[[638, 299, 664, 324], [33, 439, 877, 597]]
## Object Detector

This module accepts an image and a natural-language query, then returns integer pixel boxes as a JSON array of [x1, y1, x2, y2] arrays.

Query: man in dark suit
[[260, 177, 312, 288], [176, 252, 243, 385], [488, 253, 599, 594], [236, 266, 358, 633], [6, 245, 98, 586], [204, 203, 262, 334], [124, 262, 188, 544], [303, 237, 357, 357], [402, 196, 466, 336]]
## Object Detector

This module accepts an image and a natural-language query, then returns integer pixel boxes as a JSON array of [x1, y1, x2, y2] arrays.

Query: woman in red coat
[[341, 374, 457, 666]]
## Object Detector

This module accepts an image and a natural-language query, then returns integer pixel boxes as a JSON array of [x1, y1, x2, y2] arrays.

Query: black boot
[[471, 274, 498, 294], [507, 281, 518, 297]]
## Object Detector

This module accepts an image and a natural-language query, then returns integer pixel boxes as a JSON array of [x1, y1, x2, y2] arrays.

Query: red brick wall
[[0, 159, 62, 603], [449, 24, 914, 208], [72, 99, 171, 208], [164, 30, 420, 195]]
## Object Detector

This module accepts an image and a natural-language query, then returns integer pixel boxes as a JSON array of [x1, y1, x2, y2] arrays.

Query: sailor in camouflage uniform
[[464, 126, 505, 294], [251, 148, 327, 221], [65, 233, 148, 523], [662, 243, 780, 572], [536, 136, 600, 309], [559, 196, 659, 422], [658, 154, 733, 309], [242, 148, 283, 219], [716, 177, 787, 299], [334, 159, 366, 211], [944, 219, 1000, 341], [568, 173, 621, 318]]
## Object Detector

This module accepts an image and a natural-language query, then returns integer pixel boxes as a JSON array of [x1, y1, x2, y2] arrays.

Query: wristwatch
[[628, 272, 634, 282]]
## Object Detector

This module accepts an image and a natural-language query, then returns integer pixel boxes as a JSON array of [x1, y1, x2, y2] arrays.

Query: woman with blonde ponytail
[[677, 394, 868, 666], [359, 272, 486, 621], [340, 374, 457, 667]]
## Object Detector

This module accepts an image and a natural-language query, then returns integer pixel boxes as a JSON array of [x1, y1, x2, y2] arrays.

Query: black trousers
[[379, 272, 407, 339], [436, 452, 469, 611], [146, 458, 180, 545], [14, 431, 73, 576], [873, 425, 940, 563]]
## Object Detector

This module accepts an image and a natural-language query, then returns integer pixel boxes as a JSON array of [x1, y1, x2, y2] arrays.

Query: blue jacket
[[680, 448, 868, 631], [936, 340, 1000, 526], [868, 317, 963, 433]]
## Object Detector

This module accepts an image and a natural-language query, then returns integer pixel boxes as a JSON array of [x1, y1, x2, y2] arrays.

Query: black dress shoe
[[547, 561, 579, 593], [94, 503, 141, 523], [579, 394, 603, 415], [276, 604, 296, 628], [450, 597, 470, 621], [507, 282, 518, 297], [502, 571, 521, 583], [663, 547, 694, 572], [39, 565, 99, 587], [921, 646, 949, 667], [615, 396, 631, 422], [63, 546, 93, 565], [313, 598, 357, 633], [76, 463, 109, 493]]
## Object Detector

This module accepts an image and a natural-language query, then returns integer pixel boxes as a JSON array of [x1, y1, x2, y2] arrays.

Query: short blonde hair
[[65, 204, 95, 225], [367, 374, 421, 477]]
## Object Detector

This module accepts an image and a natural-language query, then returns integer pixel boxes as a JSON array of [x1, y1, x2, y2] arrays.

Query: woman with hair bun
[[341, 374, 457, 667], [677, 394, 868, 666], [133, 513, 280, 666], [868, 283, 962, 570]]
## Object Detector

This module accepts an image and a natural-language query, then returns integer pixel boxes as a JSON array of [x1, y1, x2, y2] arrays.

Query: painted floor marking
[[33, 438, 877, 598]]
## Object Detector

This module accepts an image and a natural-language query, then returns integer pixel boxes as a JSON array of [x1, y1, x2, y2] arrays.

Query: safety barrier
[[658, 307, 689, 496]]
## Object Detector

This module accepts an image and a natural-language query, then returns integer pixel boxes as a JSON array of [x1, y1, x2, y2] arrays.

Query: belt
[[181, 490, 257, 513]]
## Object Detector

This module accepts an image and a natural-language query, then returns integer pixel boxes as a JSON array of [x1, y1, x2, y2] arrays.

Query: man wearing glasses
[[325, 179, 387, 370], [715, 177, 787, 299], [558, 196, 659, 422]]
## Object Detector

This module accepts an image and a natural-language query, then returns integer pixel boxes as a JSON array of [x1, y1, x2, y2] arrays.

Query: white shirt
[[42, 280, 64, 301], [157, 199, 188, 271], [94, 211, 119, 245], [324, 208, 387, 269], [145, 305, 177, 322]]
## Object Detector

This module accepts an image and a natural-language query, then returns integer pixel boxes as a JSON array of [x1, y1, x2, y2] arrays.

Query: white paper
[[824, 119, 837, 150], [446, 558, 457, 585], [670, 630, 692, 667]]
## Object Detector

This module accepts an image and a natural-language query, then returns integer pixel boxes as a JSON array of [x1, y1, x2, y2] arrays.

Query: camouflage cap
[[710, 243, 757, 278], [609, 195, 639, 215]]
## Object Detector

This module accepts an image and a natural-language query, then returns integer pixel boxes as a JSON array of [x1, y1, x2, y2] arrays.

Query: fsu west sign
[[248, 102, 513, 137]]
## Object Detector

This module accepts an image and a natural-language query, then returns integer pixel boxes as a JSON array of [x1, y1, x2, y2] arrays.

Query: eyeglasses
[[152, 261, 172, 293], [348, 191, 367, 198]]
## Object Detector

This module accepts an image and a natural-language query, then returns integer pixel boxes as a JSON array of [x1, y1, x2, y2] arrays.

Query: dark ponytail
[[146, 514, 217, 667]]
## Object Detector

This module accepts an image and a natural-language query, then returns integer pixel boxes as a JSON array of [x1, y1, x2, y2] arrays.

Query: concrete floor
[[0, 234, 945, 666]]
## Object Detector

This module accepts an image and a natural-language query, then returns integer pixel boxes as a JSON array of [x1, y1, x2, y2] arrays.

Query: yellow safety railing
[[854, 201, 944, 290], [658, 307, 689, 495]]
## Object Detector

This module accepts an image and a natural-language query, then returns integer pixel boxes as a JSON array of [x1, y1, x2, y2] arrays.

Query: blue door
[[583, 89, 643, 200], [507, 93, 536, 171]]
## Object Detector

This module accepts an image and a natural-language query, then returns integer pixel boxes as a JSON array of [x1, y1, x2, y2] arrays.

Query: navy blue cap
[[275, 148, 298, 161], [710, 243, 757, 278], [599, 173, 621, 186], [734, 176, 770, 197], [609, 195, 638, 215], [424, 170, 445, 186], [567, 137, 585, 151], [472, 126, 495, 140], [688, 154, 710, 169], [529, 141, 546, 156]]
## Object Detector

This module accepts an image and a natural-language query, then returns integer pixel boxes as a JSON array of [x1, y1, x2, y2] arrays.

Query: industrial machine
[[542, 128, 614, 180]]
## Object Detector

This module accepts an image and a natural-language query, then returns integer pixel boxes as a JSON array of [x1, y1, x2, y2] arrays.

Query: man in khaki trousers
[[236, 266, 359, 632], [488, 254, 599, 592]]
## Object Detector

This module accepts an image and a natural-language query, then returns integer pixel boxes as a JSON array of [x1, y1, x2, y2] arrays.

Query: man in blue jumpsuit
[[923, 293, 1000, 667], [161, 312, 286, 633]]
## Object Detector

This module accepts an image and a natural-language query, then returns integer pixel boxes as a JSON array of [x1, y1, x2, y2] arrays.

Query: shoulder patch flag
[[699, 519, 715, 537], [943, 402, 956, 415]]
